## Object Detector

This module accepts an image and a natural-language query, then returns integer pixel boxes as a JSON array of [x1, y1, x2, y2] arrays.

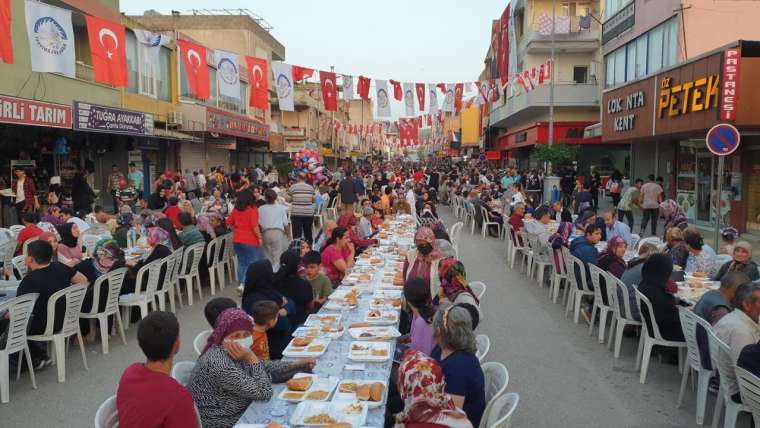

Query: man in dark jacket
[[339, 169, 358, 214], [570, 224, 602, 289]]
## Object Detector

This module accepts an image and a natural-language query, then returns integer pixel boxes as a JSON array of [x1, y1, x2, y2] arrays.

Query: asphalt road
[[1, 206, 748, 427]]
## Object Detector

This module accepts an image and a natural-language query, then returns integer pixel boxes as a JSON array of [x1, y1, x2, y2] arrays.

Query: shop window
[[573, 66, 588, 83]]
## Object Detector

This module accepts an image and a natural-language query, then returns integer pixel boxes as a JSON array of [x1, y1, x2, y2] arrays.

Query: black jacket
[[638, 280, 685, 341]]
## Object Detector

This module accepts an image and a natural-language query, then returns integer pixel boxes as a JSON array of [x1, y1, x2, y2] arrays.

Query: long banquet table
[[236, 215, 417, 427]]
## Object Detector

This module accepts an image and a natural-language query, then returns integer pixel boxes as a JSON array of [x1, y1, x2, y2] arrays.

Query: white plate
[[277, 373, 339, 403], [292, 326, 344, 340], [363, 310, 399, 325], [369, 297, 402, 310], [282, 338, 331, 358], [304, 314, 342, 327], [348, 327, 401, 341], [334, 380, 389, 408], [323, 300, 355, 311], [348, 341, 392, 362], [372, 289, 403, 299], [290, 400, 367, 427], [233, 424, 290, 428]]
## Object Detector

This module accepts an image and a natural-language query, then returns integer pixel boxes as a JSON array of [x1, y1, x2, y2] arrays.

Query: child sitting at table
[[303, 250, 333, 308], [250, 300, 280, 360]]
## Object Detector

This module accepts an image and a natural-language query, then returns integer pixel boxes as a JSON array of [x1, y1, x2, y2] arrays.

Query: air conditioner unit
[[167, 111, 183, 126]]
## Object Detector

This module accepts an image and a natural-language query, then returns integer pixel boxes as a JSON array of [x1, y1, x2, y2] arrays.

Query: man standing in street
[[338, 169, 357, 214], [196, 170, 206, 193], [184, 169, 197, 195], [287, 172, 317, 243], [11, 167, 39, 222], [127, 162, 144, 200], [353, 171, 366, 200], [109, 165, 126, 213], [617, 178, 642, 230], [639, 174, 663, 236]]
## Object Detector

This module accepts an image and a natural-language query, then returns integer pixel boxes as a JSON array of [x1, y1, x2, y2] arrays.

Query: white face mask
[[233, 335, 253, 349]]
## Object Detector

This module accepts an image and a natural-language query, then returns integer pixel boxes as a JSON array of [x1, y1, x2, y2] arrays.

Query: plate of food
[[334, 380, 388, 407], [370, 296, 402, 310], [328, 288, 360, 306], [348, 341, 391, 362], [685, 272, 710, 281], [305, 314, 342, 327], [348, 326, 401, 341], [282, 337, 331, 358], [277, 373, 339, 403], [292, 325, 344, 340], [364, 310, 398, 324], [290, 401, 367, 427]]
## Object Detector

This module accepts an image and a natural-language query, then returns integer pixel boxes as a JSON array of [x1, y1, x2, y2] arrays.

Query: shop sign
[[657, 75, 719, 119], [206, 107, 269, 142], [208, 139, 237, 150], [486, 150, 501, 160], [74, 102, 154, 135], [319, 147, 334, 156], [602, 1, 635, 45], [720, 48, 741, 122], [608, 90, 645, 132], [285, 141, 305, 152], [0, 95, 72, 128]]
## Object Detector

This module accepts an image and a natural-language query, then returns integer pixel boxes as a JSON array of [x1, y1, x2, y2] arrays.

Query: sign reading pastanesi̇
[[73, 102, 154, 135]]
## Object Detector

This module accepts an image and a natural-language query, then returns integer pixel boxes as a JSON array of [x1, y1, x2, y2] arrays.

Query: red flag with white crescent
[[454, 83, 464, 113], [498, 6, 510, 86], [0, 0, 13, 64], [389, 80, 402, 101], [178, 39, 210, 100], [436, 83, 447, 92], [85, 15, 128, 87], [357, 76, 371, 100], [320, 70, 338, 111], [292, 65, 314, 81], [245, 56, 268, 109], [415, 83, 425, 110]]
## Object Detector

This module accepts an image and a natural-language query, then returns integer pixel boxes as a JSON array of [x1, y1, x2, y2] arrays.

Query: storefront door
[[696, 152, 714, 223]]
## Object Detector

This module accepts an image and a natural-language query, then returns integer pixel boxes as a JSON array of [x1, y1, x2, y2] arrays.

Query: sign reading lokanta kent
[[74, 102, 153, 135], [0, 94, 72, 128]]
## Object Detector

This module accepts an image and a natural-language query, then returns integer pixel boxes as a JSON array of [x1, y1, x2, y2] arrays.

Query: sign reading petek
[[0, 94, 72, 128], [658, 75, 719, 118]]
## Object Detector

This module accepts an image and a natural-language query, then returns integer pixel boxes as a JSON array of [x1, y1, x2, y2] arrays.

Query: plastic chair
[[629, 233, 641, 249], [677, 307, 714, 426], [27, 284, 89, 383], [526, 234, 552, 287], [480, 206, 502, 239], [79, 268, 128, 355], [178, 242, 206, 306], [470, 281, 487, 300], [0, 240, 15, 280], [326, 196, 338, 221], [449, 221, 464, 259], [0, 227, 15, 242], [205, 237, 221, 296], [463, 201, 476, 235], [119, 259, 162, 327], [11, 255, 27, 280], [0, 293, 38, 403], [565, 254, 595, 324], [94, 395, 118, 428], [549, 248, 568, 304], [81, 234, 101, 257], [479, 362, 509, 428], [708, 328, 752, 428], [171, 361, 196, 387], [736, 367, 760, 428], [194, 329, 212, 355], [634, 289, 686, 384], [153, 254, 178, 313], [482, 392, 520, 428], [476, 334, 491, 362], [587, 264, 615, 344], [20, 237, 37, 257], [8, 225, 24, 237], [608, 276, 642, 359]]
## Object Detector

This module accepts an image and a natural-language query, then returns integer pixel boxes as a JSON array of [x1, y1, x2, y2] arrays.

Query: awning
[[152, 128, 202, 142]]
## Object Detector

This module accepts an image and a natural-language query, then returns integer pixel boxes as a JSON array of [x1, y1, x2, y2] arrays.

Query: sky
[[121, 0, 510, 119]]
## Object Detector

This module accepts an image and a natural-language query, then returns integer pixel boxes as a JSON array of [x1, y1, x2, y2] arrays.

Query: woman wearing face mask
[[187, 308, 314, 428], [403, 227, 444, 297], [713, 241, 760, 281], [55, 222, 84, 267]]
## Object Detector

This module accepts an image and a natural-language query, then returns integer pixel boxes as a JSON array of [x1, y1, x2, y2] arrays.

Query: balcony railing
[[519, 15, 600, 53], [491, 82, 599, 127]]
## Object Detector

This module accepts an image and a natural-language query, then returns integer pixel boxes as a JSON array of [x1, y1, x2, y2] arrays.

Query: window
[[647, 24, 664, 74], [125, 31, 139, 94], [663, 18, 678, 67], [573, 66, 588, 83], [605, 53, 615, 87], [126, 30, 172, 99], [157, 47, 171, 101], [603, 17, 679, 87], [605, 0, 632, 20], [626, 42, 636, 81], [614, 47, 626, 84], [208, 67, 217, 107], [635, 36, 648, 78], [561, 2, 576, 17]]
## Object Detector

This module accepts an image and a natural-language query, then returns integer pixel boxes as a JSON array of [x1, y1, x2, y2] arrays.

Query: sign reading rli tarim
[[73, 102, 154, 136]]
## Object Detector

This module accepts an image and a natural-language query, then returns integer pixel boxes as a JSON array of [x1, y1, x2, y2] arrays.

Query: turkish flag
[[357, 76, 371, 100], [454, 83, 464, 112], [426, 114, 432, 126], [320, 71, 338, 111], [399, 118, 419, 143], [415, 83, 425, 110], [292, 65, 314, 81], [0, 0, 12, 64], [436, 83, 447, 92], [85, 16, 127, 87], [178, 39, 210, 100], [499, 6, 510, 86], [245, 56, 268, 110], [389, 80, 402, 101]]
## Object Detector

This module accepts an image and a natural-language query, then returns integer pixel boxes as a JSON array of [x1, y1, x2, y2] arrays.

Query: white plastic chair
[[94, 395, 118, 428], [0, 240, 15, 280], [178, 242, 206, 306], [0, 293, 39, 403], [20, 237, 37, 258], [119, 259, 162, 327], [194, 329, 212, 355], [548, 248, 567, 304], [0, 228, 15, 242], [506, 225, 530, 271], [11, 255, 27, 280], [587, 264, 615, 344], [79, 268, 128, 355], [8, 225, 24, 237], [449, 221, 464, 259], [608, 276, 642, 359], [708, 328, 752, 428], [81, 234, 101, 257], [463, 201, 476, 235], [736, 367, 760, 428], [205, 237, 221, 296], [476, 334, 491, 362], [526, 234, 552, 287], [171, 361, 196, 387], [479, 362, 509, 428], [326, 196, 338, 221], [27, 283, 89, 383], [470, 281, 487, 300], [677, 306, 714, 426], [153, 254, 178, 313], [480, 206, 502, 239], [634, 289, 686, 384], [483, 392, 519, 428], [629, 233, 641, 249], [565, 254, 595, 324]]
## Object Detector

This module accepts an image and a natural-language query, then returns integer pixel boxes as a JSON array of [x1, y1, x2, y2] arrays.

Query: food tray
[[290, 400, 367, 427], [334, 380, 389, 408], [348, 327, 401, 341], [277, 373, 339, 403], [369, 297, 402, 310], [292, 325, 344, 340], [348, 341, 392, 362], [304, 314, 342, 327], [282, 337, 331, 358], [363, 310, 399, 324]]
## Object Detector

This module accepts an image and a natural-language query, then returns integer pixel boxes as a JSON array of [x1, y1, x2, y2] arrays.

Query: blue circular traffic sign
[[706, 123, 740, 156]]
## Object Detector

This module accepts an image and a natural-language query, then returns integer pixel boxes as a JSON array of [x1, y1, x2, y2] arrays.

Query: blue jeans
[[234, 243, 261, 284]]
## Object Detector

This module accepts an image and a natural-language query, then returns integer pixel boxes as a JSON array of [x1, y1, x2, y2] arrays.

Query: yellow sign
[[658, 75, 719, 118], [320, 147, 334, 156], [349, 151, 361, 157]]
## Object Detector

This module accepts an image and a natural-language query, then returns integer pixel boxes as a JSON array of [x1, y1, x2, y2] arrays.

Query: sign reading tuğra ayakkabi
[[73, 102, 154, 136]]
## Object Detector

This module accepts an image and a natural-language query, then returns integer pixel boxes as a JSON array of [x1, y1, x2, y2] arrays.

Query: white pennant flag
[[215, 50, 241, 99], [271, 61, 294, 111], [428, 84, 439, 117], [134, 29, 169, 67], [477, 81, 489, 105], [403, 82, 415, 116], [441, 84, 456, 113], [25, 0, 75, 77], [375, 79, 391, 117], [342, 75, 353, 101]]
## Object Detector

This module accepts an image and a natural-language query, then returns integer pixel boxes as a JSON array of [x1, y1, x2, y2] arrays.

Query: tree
[[530, 143, 578, 168]]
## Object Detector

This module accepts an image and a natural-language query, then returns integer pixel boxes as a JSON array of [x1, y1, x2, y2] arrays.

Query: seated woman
[[637, 253, 686, 342], [437, 258, 481, 320], [275, 250, 314, 326], [403, 227, 444, 296], [597, 236, 628, 279], [394, 349, 473, 428], [55, 222, 84, 267], [78, 239, 126, 312], [402, 277, 437, 356], [337, 212, 377, 253], [430, 305, 486, 428], [156, 217, 182, 251], [713, 241, 760, 281], [187, 308, 313, 428], [320, 227, 355, 287], [685, 232, 718, 277], [620, 243, 658, 322], [122, 227, 173, 295], [664, 227, 689, 269], [660, 199, 688, 239], [242, 259, 293, 359]]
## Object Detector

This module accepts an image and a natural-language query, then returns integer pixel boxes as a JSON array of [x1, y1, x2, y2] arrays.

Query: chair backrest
[[476, 334, 491, 362], [484, 392, 520, 428], [42, 283, 88, 336], [470, 281, 487, 300], [205, 237, 219, 269], [194, 329, 212, 355], [481, 361, 509, 404], [736, 367, 760, 416], [181, 242, 206, 276], [0, 293, 38, 353], [707, 327, 738, 403], [600, 271, 619, 312], [0, 239, 15, 273], [134, 259, 162, 297], [678, 306, 704, 371], [83, 267, 128, 317], [568, 254, 591, 292], [11, 255, 27, 279], [635, 288, 665, 341], [82, 234, 101, 257], [21, 237, 37, 257], [126, 228, 137, 249], [224, 233, 235, 261], [94, 395, 118, 428], [154, 256, 174, 292], [171, 249, 183, 283], [629, 233, 641, 250], [171, 361, 196, 387], [588, 264, 607, 306], [450, 222, 463, 246], [9, 225, 24, 236], [0, 227, 15, 242]]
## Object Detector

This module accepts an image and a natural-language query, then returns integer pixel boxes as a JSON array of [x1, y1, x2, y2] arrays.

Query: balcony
[[519, 16, 600, 54], [490, 83, 599, 128]]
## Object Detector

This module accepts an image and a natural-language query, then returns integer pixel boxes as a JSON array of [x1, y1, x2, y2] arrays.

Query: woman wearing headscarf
[[337, 212, 377, 253], [274, 250, 314, 326], [77, 239, 126, 337], [637, 253, 686, 342], [403, 227, 444, 296], [196, 213, 216, 242], [41, 206, 63, 226], [112, 210, 134, 249], [437, 258, 481, 319], [664, 226, 689, 268], [187, 308, 313, 428], [55, 222, 84, 267], [121, 227, 173, 295], [156, 217, 182, 251], [713, 241, 760, 281], [660, 199, 688, 239], [242, 259, 293, 359], [719, 226, 739, 255], [393, 349, 473, 428], [597, 236, 628, 279]]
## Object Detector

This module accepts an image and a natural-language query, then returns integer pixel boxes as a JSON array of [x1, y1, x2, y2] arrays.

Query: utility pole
[[331, 65, 336, 162], [548, 0, 556, 150], [675, 3, 691, 60]]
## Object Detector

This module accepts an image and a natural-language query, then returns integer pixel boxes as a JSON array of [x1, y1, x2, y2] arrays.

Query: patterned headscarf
[[394, 350, 472, 428], [438, 257, 479, 304], [148, 226, 171, 248], [118, 211, 134, 227], [660, 199, 687, 230], [414, 226, 442, 262], [196, 214, 215, 238], [202, 308, 254, 355], [93, 239, 123, 274]]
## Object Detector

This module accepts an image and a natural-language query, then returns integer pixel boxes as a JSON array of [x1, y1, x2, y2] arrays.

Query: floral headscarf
[[93, 239, 123, 274], [414, 226, 442, 262], [548, 221, 573, 249], [148, 226, 171, 248], [196, 214, 215, 238], [394, 350, 472, 428], [438, 257, 479, 304], [660, 199, 687, 230], [202, 308, 254, 355], [602, 236, 627, 260]]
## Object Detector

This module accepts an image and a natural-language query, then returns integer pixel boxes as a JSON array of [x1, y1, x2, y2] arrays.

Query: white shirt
[[67, 217, 90, 233], [16, 179, 25, 203], [511, 192, 525, 207], [258, 203, 289, 231], [714, 309, 760, 396], [405, 189, 416, 208]]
